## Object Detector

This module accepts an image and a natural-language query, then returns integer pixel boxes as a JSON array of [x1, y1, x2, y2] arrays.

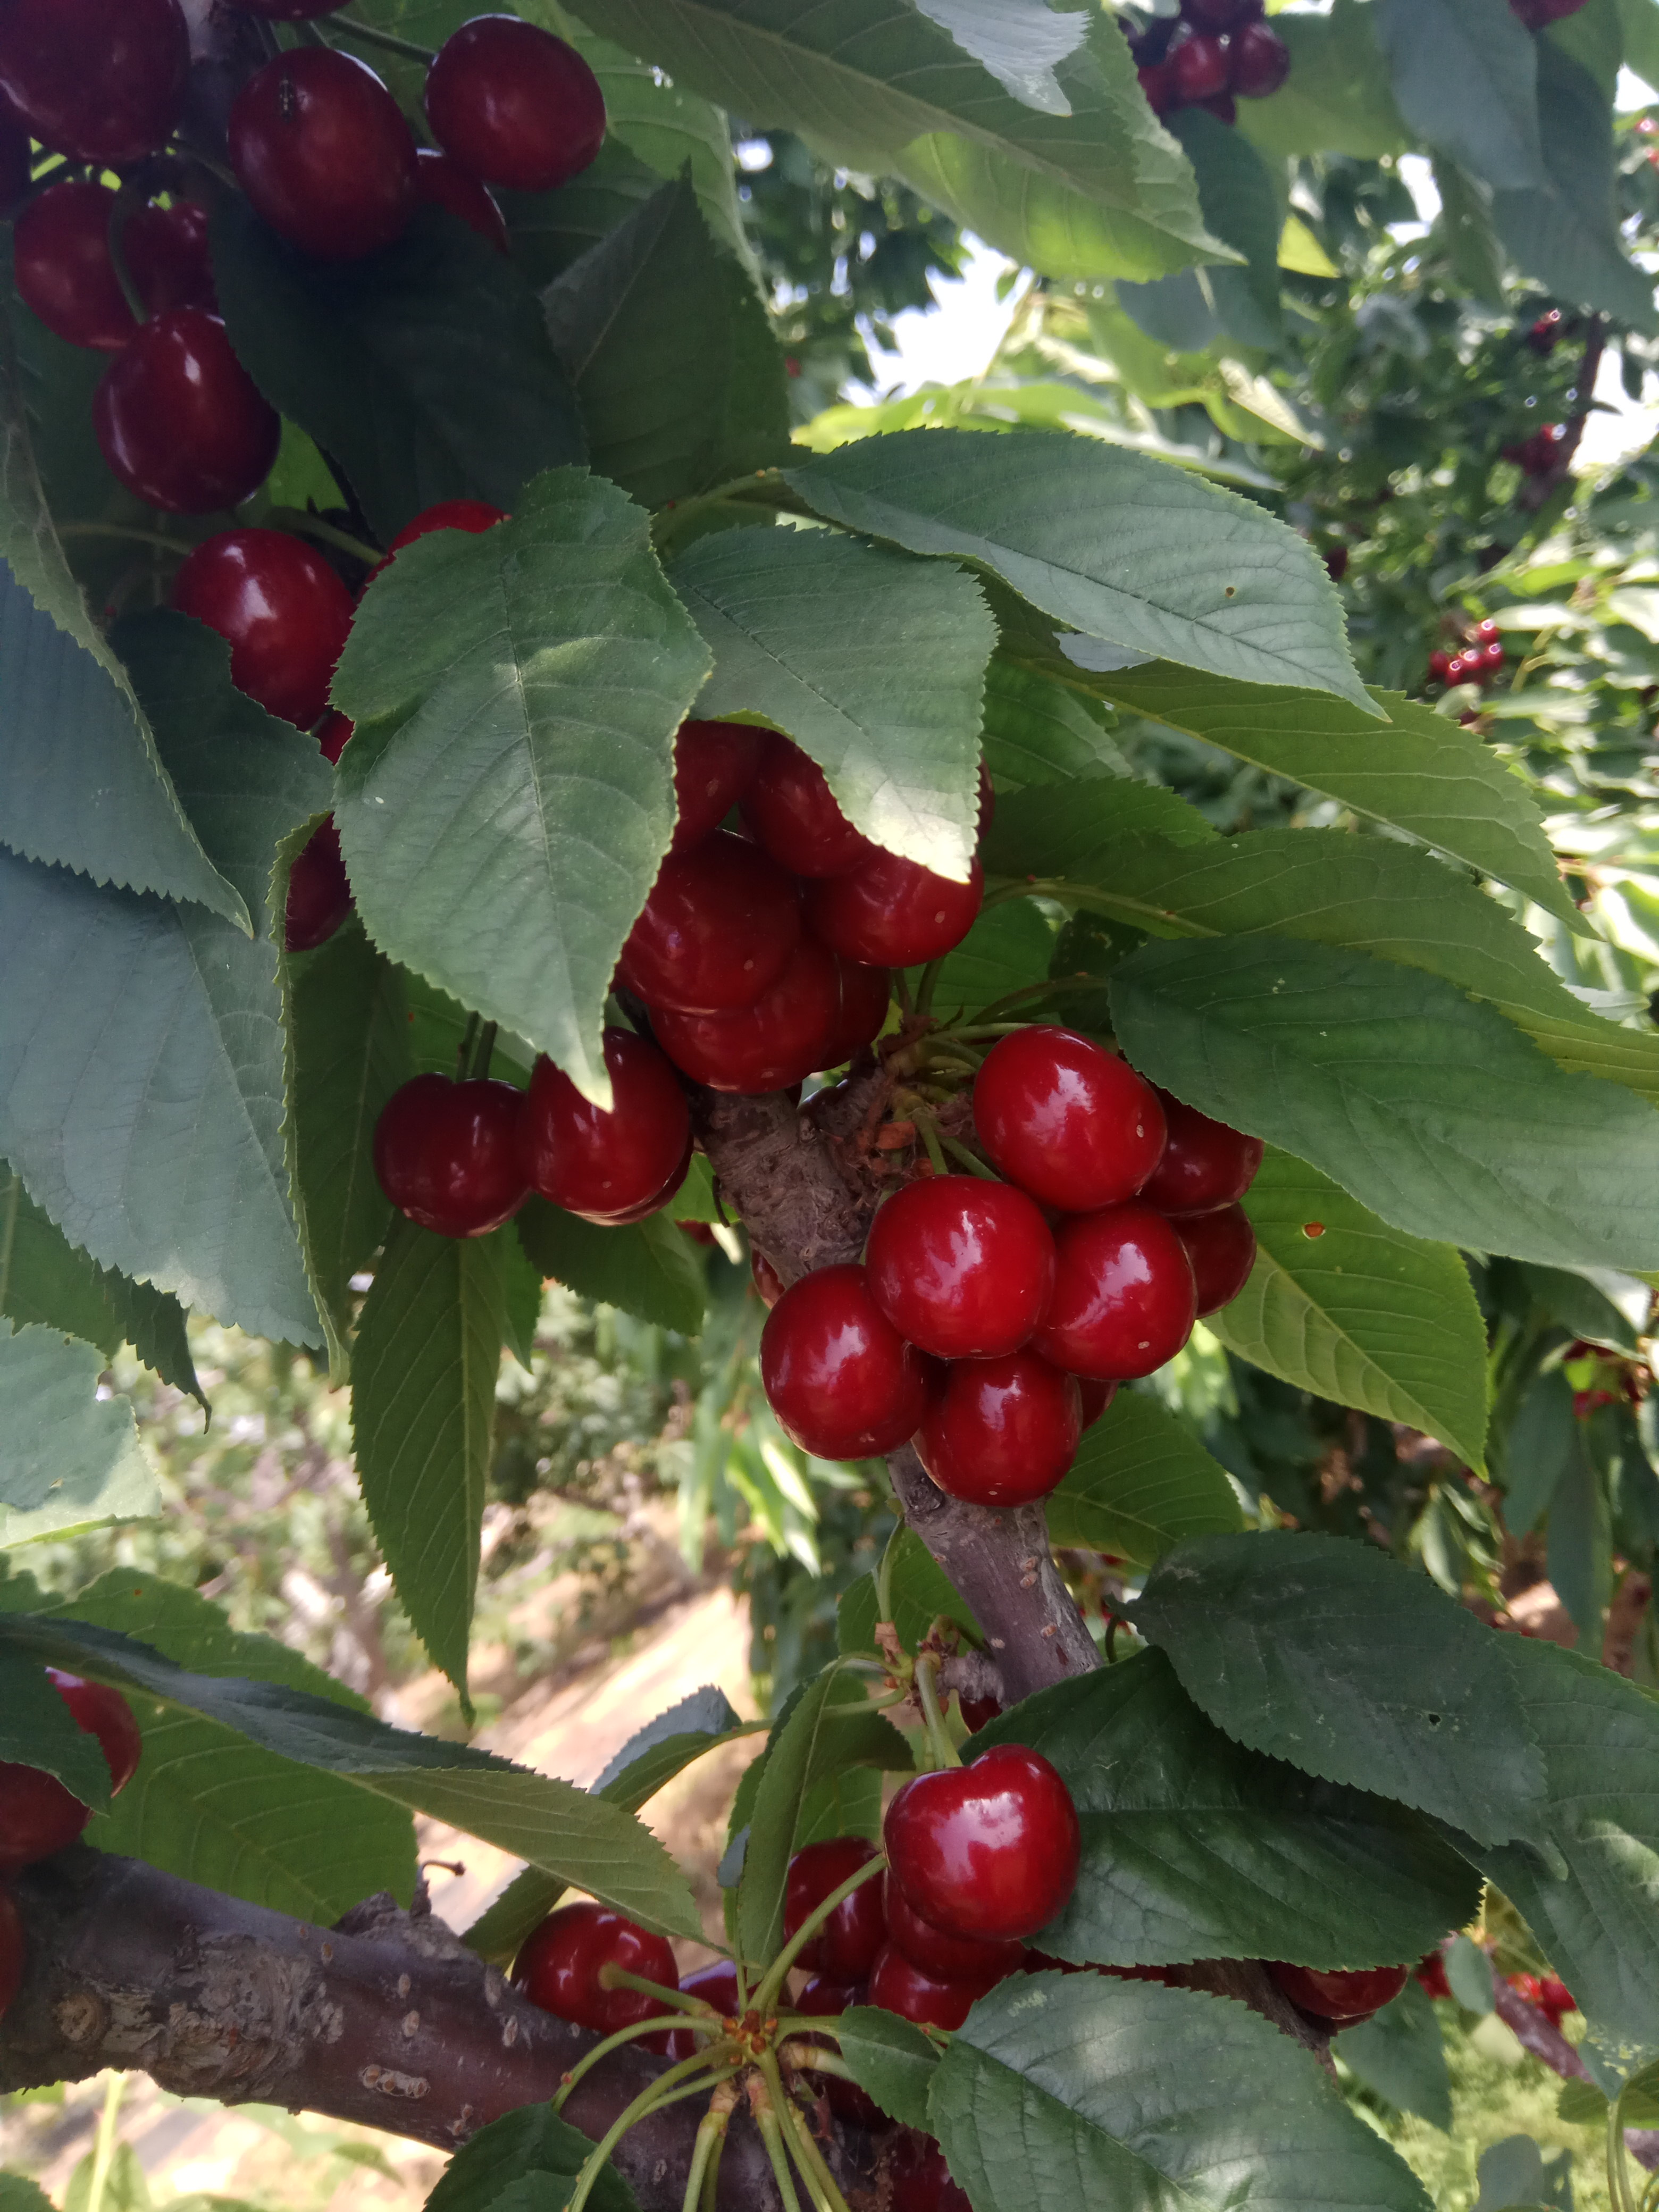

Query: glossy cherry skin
[[426, 17, 606, 191], [285, 820, 354, 954], [513, 1901, 679, 2035], [230, 50, 419, 263], [818, 959, 891, 1070], [1229, 21, 1292, 96], [0, 1668, 143, 1873], [0, 0, 188, 164], [868, 1943, 995, 2032], [373, 1073, 529, 1238], [659, 1960, 741, 2062], [889, 2133, 972, 2212], [806, 851, 983, 969], [15, 186, 214, 353], [974, 1027, 1167, 1212], [741, 735, 875, 878], [1139, 1092, 1262, 1217], [915, 1348, 1081, 1508], [1173, 1203, 1256, 1317], [794, 1975, 882, 2127], [760, 1263, 931, 1462], [884, 1744, 1081, 1942], [1077, 1377, 1117, 1428], [1032, 1203, 1197, 1381], [46, 1672, 143, 1794], [173, 529, 355, 730], [671, 720, 764, 855], [520, 1030, 690, 1224], [652, 934, 840, 1094], [784, 1838, 886, 1983], [1268, 1960, 1409, 2027], [318, 711, 354, 766], [617, 831, 800, 1015], [865, 1175, 1055, 1361], [414, 147, 508, 253], [94, 312, 281, 516], [0, 1886, 22, 2020], [1170, 30, 1230, 101], [883, 1872, 1025, 1984], [389, 500, 507, 554]]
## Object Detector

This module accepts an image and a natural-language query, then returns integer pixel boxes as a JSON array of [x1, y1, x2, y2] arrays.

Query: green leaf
[[500, 1228, 543, 1371], [0, 847, 320, 1345], [834, 2006, 940, 2129], [544, 175, 789, 511], [838, 1527, 981, 1658], [1435, 157, 1508, 307], [1234, 0, 1407, 160], [1517, 1262, 1641, 1352], [1159, 110, 1281, 351], [1445, 1933, 1496, 2014], [210, 200, 585, 546], [0, 1325, 158, 1549], [1110, 935, 1659, 1273], [0, 2175, 55, 2212], [786, 431, 1372, 715], [670, 521, 994, 883], [981, 1651, 1479, 1972], [517, 1199, 706, 1333], [981, 781, 1218, 888], [1205, 1149, 1489, 1471], [929, 1971, 1431, 2212], [1046, 1390, 1243, 1567], [1546, 1431, 1612, 1647], [0, 1648, 113, 1806], [1497, 1370, 1579, 1536], [351, 1214, 509, 1694], [1619, 0, 1659, 91], [333, 470, 709, 1105], [922, 900, 1054, 1021], [1128, 1531, 1545, 1846], [424, 2104, 640, 2212], [1375, 0, 1543, 191], [979, 657, 1129, 789], [1336, 1983, 1455, 2131]]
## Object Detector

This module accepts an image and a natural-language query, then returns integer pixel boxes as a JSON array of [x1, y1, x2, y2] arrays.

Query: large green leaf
[[517, 1197, 706, 1333], [1046, 1390, 1243, 1566], [834, 2007, 940, 2129], [929, 1972, 1430, 2212], [1206, 1150, 1489, 1471], [923, 899, 1055, 1020], [0, 1643, 112, 1804], [1235, 0, 1407, 161], [544, 175, 789, 511], [0, 848, 319, 1345], [1128, 1531, 1544, 1846], [1155, 109, 1281, 352], [671, 521, 994, 882], [1620, 0, 1659, 92], [978, 1651, 1479, 1971], [0, 1326, 157, 1549], [1110, 935, 1659, 1272], [1335, 1983, 1454, 2131], [786, 431, 1372, 713], [210, 200, 585, 546], [979, 656, 1129, 789], [981, 780, 1219, 885], [1375, 0, 1543, 191], [425, 2106, 640, 2212], [333, 470, 709, 1105], [351, 1214, 509, 1694]]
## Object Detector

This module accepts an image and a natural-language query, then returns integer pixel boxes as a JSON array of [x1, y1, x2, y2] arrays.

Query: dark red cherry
[[794, 1975, 883, 2128], [1173, 1205, 1256, 1317], [414, 146, 508, 253], [617, 830, 800, 1015], [888, 2133, 973, 2212], [868, 1944, 994, 2032], [865, 1176, 1055, 1361], [1170, 30, 1230, 102], [806, 851, 983, 969], [1200, 90, 1237, 122], [285, 819, 353, 954], [1032, 1204, 1197, 1380], [94, 311, 281, 514], [426, 16, 607, 192], [651, 934, 839, 1094], [1267, 1961, 1409, 2027], [0, 0, 188, 164], [974, 1027, 1167, 1211], [741, 735, 875, 878], [389, 500, 507, 554], [15, 185, 213, 353], [513, 1900, 679, 2035], [1229, 20, 1292, 96], [1139, 1092, 1262, 1216], [229, 49, 418, 262], [520, 1030, 691, 1224], [0, 114, 28, 219], [1077, 1377, 1117, 1428], [372, 1072, 529, 1238], [1181, 0, 1262, 27], [659, 1960, 741, 2062], [883, 1873, 1025, 1985], [0, 1668, 144, 1873], [785, 1837, 886, 1982], [818, 958, 891, 1070], [318, 711, 355, 766], [0, 1887, 22, 2021], [1138, 59, 1176, 115], [173, 529, 355, 729], [760, 1263, 931, 1462], [45, 1672, 143, 1795], [958, 1691, 1002, 1732], [235, 0, 350, 13], [884, 1744, 1081, 1942], [751, 1249, 785, 1308], [672, 720, 764, 855], [128, 199, 216, 318], [915, 1349, 1081, 1507]]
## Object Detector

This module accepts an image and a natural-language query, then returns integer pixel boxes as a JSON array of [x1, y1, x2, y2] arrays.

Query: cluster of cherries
[[0, 0, 604, 517], [1414, 1948, 1576, 2026], [1426, 617, 1505, 692], [760, 1028, 1262, 1503], [0, 1667, 146, 2024], [1128, 0, 1292, 126]]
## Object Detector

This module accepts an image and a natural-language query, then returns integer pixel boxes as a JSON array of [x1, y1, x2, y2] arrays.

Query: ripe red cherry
[[651, 934, 840, 1094], [0, 1668, 144, 1873], [760, 1263, 931, 1462], [389, 500, 507, 555], [1170, 30, 1230, 101], [671, 721, 764, 856], [616, 831, 800, 1015], [785, 1838, 886, 1982], [869, 1944, 995, 2032], [915, 1349, 1081, 1507], [794, 1974, 883, 2127], [426, 17, 607, 192], [414, 147, 509, 253], [0, 0, 188, 164], [373, 1073, 529, 1238], [1032, 1203, 1197, 1380], [865, 1176, 1055, 1361], [236, 0, 349, 12], [1138, 60, 1176, 115], [0, 1886, 22, 2021], [885, 1744, 1081, 1942], [1077, 1377, 1116, 1428], [94, 311, 280, 515], [806, 851, 983, 969], [1428, 649, 1452, 681], [1268, 1960, 1409, 2027], [818, 958, 892, 1070], [741, 736, 875, 878], [15, 186, 214, 353], [230, 50, 419, 263], [659, 1959, 741, 2062], [46, 1672, 143, 1795], [1229, 20, 1292, 95], [319, 711, 355, 766], [173, 529, 355, 730], [973, 1027, 1167, 1211], [285, 819, 354, 954], [513, 1900, 679, 2035], [520, 1030, 691, 1225], [1139, 1092, 1262, 1217], [884, 1873, 1025, 1985], [1173, 1204, 1256, 1317], [889, 2134, 972, 2212]]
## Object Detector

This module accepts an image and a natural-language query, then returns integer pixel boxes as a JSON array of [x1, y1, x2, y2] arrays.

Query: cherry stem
[[915, 1653, 962, 1769], [266, 504, 384, 567], [750, 2074, 806, 2212], [456, 1011, 480, 1079], [765, 2052, 853, 2212], [597, 1964, 716, 2017], [909, 1108, 948, 1178], [470, 1021, 498, 1080], [330, 12, 439, 60], [58, 523, 192, 555], [874, 1522, 902, 1635], [681, 2081, 736, 2212], [776, 2039, 856, 2080], [914, 956, 947, 1020], [566, 2060, 739, 2212], [105, 187, 146, 326], [750, 1852, 888, 2017], [551, 2009, 720, 2113], [937, 1133, 999, 1182]]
